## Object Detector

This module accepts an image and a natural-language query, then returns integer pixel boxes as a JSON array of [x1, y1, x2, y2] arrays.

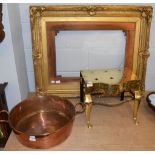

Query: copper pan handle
[[74, 102, 85, 115], [0, 110, 9, 124]]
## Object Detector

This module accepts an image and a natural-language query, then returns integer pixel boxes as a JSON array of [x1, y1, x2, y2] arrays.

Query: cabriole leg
[[133, 90, 142, 125], [85, 94, 93, 128]]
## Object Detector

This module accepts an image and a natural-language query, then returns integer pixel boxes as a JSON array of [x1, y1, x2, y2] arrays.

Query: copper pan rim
[[8, 95, 76, 148], [8, 97, 75, 137]]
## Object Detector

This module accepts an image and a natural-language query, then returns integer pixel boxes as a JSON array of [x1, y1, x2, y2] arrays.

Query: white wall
[[0, 4, 29, 110], [7, 4, 29, 100], [19, 3, 155, 91]]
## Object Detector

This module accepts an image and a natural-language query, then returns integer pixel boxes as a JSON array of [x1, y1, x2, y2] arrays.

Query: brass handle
[[0, 110, 9, 115], [0, 110, 9, 124], [0, 120, 9, 123]]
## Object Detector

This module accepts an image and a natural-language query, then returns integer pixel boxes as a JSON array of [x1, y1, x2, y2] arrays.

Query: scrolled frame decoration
[[30, 5, 153, 97]]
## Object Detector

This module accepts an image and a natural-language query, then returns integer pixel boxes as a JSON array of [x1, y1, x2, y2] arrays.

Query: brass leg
[[85, 94, 93, 128], [133, 90, 142, 125]]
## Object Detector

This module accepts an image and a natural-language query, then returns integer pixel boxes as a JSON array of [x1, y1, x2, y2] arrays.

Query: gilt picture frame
[[30, 5, 153, 97]]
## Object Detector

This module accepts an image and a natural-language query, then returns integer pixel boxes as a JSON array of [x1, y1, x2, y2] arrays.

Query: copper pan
[[9, 95, 84, 149]]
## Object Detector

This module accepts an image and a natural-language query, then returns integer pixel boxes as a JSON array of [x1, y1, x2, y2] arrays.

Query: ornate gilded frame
[[30, 5, 153, 97]]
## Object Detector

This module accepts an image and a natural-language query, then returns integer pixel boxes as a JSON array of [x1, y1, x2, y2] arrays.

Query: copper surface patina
[[9, 96, 75, 149]]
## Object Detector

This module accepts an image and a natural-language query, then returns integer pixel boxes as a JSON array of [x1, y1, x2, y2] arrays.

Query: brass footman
[[80, 68, 143, 128]]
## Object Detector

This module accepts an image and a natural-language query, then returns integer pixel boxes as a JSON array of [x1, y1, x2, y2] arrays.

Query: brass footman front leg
[[85, 94, 93, 128], [133, 90, 142, 125]]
